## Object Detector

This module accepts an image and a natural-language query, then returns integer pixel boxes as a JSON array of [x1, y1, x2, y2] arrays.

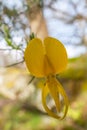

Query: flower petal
[[56, 80, 69, 119], [42, 83, 62, 119], [42, 77, 69, 119], [47, 77, 61, 112], [24, 38, 45, 77], [44, 37, 68, 74]]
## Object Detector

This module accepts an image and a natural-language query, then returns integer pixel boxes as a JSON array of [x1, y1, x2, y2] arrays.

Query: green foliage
[[29, 32, 35, 40], [60, 54, 87, 80], [3, 25, 23, 51], [1, 102, 43, 130], [4, 7, 18, 18]]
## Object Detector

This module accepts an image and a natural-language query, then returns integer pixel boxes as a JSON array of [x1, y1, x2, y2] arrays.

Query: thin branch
[[22, 102, 47, 115], [0, 48, 13, 51], [28, 76, 35, 84], [4, 59, 24, 67]]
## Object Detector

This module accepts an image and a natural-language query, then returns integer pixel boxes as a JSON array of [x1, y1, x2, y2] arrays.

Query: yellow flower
[[24, 37, 69, 119]]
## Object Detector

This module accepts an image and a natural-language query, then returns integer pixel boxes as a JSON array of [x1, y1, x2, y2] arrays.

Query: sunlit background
[[0, 0, 87, 130]]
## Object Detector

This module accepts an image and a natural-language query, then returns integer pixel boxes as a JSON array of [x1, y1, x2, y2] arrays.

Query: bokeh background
[[0, 0, 87, 130]]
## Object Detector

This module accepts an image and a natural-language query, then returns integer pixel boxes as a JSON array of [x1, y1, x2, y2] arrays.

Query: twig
[[0, 48, 13, 51], [28, 76, 35, 84], [4, 59, 24, 67]]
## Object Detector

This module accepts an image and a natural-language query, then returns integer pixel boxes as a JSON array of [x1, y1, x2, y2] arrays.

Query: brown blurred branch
[[22, 103, 47, 115], [45, 0, 87, 24]]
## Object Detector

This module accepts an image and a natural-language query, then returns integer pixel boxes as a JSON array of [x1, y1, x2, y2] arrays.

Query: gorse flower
[[24, 37, 69, 119]]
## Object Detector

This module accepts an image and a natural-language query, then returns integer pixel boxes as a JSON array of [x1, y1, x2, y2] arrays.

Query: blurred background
[[0, 0, 87, 130]]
